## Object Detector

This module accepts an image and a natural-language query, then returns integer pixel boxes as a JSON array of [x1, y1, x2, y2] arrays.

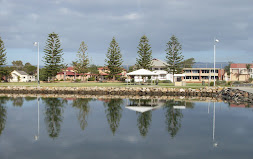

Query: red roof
[[230, 63, 253, 68], [98, 67, 108, 70]]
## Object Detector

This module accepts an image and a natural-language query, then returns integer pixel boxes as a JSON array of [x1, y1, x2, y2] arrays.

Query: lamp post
[[213, 39, 219, 87], [34, 96, 40, 141], [34, 42, 40, 86]]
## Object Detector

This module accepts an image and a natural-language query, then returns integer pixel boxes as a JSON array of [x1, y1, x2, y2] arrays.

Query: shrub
[[74, 79, 81, 82], [233, 81, 241, 85], [216, 80, 226, 86], [247, 78, 253, 83], [227, 81, 232, 86], [60, 79, 64, 81], [88, 77, 95, 81], [159, 80, 172, 83], [210, 81, 214, 86]]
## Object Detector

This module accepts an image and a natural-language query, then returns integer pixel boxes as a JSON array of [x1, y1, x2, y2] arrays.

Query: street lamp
[[34, 42, 40, 86], [214, 39, 219, 87], [34, 96, 40, 141]]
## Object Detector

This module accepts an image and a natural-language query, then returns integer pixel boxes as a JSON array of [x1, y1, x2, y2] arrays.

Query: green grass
[[0, 82, 210, 88]]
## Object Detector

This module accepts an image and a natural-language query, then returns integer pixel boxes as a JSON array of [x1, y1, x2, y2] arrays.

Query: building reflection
[[103, 99, 123, 135], [43, 98, 66, 139], [72, 98, 92, 131], [126, 99, 160, 137]]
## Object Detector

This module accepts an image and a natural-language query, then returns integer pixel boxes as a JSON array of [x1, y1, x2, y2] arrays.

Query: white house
[[153, 70, 173, 81], [10, 70, 36, 82]]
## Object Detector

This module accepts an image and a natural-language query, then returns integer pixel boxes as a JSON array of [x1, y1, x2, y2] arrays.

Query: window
[[201, 76, 209, 79], [192, 70, 199, 73], [192, 76, 199, 79], [160, 75, 166, 79], [202, 70, 209, 73], [184, 70, 191, 73], [185, 76, 191, 79]]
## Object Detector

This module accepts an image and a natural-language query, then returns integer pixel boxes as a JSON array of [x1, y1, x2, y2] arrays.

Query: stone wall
[[219, 88, 253, 103], [0, 86, 223, 97]]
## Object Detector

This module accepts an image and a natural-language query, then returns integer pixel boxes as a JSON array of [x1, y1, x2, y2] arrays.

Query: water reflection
[[0, 97, 8, 135], [103, 99, 123, 135], [72, 98, 92, 131], [11, 97, 24, 107], [164, 100, 183, 138], [43, 98, 66, 139]]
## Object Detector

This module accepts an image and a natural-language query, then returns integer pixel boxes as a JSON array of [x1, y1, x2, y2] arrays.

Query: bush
[[74, 79, 81, 82], [88, 77, 95, 81], [247, 78, 253, 83], [227, 81, 232, 86], [159, 80, 172, 83], [216, 80, 226, 86], [210, 81, 214, 86], [60, 79, 64, 81], [233, 81, 241, 85]]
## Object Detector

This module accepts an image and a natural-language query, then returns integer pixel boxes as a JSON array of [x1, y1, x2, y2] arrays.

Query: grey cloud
[[0, 0, 252, 64]]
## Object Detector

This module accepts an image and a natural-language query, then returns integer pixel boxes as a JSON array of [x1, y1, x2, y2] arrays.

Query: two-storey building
[[183, 68, 224, 82]]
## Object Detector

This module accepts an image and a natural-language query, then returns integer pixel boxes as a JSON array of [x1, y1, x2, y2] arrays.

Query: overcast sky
[[0, 0, 252, 66]]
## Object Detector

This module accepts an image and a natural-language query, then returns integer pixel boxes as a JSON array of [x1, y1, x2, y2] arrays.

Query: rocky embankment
[[0, 86, 223, 97], [219, 88, 253, 103]]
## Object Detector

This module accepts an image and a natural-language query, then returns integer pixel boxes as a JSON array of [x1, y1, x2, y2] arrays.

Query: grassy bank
[[0, 82, 211, 88]]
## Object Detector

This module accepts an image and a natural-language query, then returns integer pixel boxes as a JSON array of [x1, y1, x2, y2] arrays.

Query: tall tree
[[23, 62, 37, 75], [105, 37, 123, 80], [12, 60, 23, 70], [165, 35, 184, 82], [103, 99, 123, 135], [88, 64, 99, 81], [72, 41, 89, 81], [43, 32, 64, 81], [0, 36, 7, 66], [136, 35, 153, 70], [180, 58, 195, 68], [224, 61, 233, 76]]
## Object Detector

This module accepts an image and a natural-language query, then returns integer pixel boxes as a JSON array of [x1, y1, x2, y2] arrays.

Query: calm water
[[0, 96, 252, 159]]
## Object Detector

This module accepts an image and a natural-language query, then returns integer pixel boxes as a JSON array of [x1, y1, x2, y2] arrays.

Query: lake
[[0, 96, 252, 159]]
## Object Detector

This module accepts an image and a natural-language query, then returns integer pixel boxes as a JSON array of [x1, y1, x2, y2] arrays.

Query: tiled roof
[[230, 63, 253, 68], [15, 70, 28, 75], [152, 58, 168, 67]]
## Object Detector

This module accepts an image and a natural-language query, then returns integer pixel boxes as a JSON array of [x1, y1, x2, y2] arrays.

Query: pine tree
[[0, 36, 7, 66], [105, 37, 123, 80], [43, 32, 64, 81], [136, 35, 153, 70], [72, 41, 89, 81], [165, 35, 184, 82]]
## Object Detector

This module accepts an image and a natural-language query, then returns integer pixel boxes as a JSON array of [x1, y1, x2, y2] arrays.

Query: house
[[98, 67, 127, 80], [56, 67, 91, 81], [183, 68, 224, 83], [152, 70, 173, 81], [151, 58, 168, 71], [230, 63, 253, 81], [10, 70, 36, 82]]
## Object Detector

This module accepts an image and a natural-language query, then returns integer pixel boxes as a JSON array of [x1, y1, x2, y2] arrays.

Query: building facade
[[183, 68, 224, 82], [10, 70, 36, 82], [151, 58, 168, 71], [230, 63, 253, 81]]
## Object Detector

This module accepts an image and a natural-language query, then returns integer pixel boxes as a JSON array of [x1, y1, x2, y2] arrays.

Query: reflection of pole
[[35, 97, 40, 141], [213, 102, 215, 141], [208, 101, 210, 114]]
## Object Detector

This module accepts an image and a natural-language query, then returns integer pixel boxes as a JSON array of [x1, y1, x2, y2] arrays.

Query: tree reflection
[[43, 98, 66, 139], [72, 98, 92, 131], [103, 99, 123, 135], [0, 97, 8, 135], [137, 111, 152, 137], [11, 97, 24, 107], [164, 100, 183, 138]]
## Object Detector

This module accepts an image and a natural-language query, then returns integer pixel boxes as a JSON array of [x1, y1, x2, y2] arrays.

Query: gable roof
[[230, 63, 253, 68], [15, 70, 28, 75], [127, 69, 158, 76], [152, 58, 168, 67]]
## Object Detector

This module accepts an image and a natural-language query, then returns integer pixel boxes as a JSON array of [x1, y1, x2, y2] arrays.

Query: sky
[[0, 0, 252, 66]]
